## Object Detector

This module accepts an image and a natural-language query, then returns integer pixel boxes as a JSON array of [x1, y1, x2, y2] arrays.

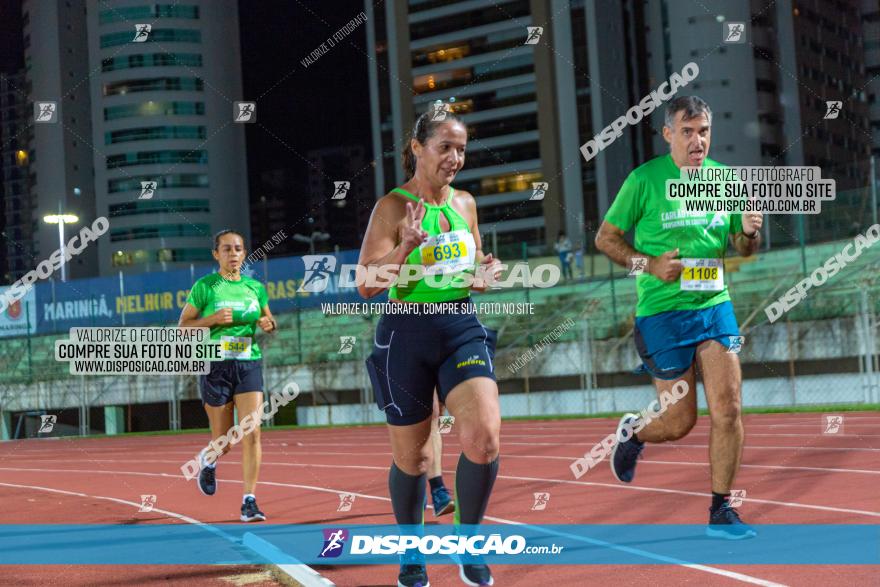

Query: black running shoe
[[240, 496, 267, 522], [706, 502, 757, 540], [198, 457, 217, 496], [610, 413, 644, 483], [459, 561, 493, 586], [397, 563, 430, 587]]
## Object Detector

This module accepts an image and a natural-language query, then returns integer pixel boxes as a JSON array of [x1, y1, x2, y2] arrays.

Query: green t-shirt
[[186, 273, 269, 360], [604, 154, 743, 317]]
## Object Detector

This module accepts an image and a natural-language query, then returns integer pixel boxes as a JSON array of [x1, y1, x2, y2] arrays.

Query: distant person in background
[[555, 231, 573, 280], [574, 242, 585, 279]]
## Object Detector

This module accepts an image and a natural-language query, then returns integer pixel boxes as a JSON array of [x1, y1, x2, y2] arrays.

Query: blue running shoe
[[398, 563, 430, 587], [197, 449, 217, 496], [458, 559, 493, 586], [240, 496, 266, 522], [399, 549, 429, 587], [431, 485, 454, 517], [706, 502, 757, 540], [610, 413, 644, 483]]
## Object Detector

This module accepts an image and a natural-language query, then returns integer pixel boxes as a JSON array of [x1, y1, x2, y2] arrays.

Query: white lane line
[[0, 480, 335, 587], [0, 470, 784, 586], [2, 464, 877, 518], [17, 453, 880, 476]]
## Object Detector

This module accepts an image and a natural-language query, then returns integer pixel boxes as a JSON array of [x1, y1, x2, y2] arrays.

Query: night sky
[[237, 0, 371, 240]]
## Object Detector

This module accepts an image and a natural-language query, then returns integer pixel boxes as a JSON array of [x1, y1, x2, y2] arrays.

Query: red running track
[[0, 412, 878, 586]]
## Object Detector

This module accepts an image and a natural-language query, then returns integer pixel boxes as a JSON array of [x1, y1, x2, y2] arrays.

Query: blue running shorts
[[633, 301, 740, 380]]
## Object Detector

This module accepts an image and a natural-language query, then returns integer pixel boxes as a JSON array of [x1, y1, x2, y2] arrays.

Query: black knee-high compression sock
[[711, 491, 731, 511], [455, 453, 499, 526], [389, 462, 427, 525]]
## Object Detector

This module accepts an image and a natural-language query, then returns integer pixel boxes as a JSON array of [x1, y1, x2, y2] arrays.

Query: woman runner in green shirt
[[359, 105, 503, 587], [178, 230, 277, 522]]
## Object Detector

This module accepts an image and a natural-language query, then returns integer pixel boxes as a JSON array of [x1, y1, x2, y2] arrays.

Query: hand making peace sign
[[400, 199, 429, 254]]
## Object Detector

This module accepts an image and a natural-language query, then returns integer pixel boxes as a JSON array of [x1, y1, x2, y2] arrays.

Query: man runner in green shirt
[[179, 230, 277, 522], [595, 96, 762, 539]]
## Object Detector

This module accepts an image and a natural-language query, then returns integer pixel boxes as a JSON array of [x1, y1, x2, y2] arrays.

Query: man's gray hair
[[664, 95, 712, 128]]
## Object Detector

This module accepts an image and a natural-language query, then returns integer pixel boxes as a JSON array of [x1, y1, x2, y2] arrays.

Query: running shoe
[[197, 449, 217, 496], [240, 496, 267, 522], [459, 561, 493, 586], [610, 413, 644, 483], [706, 502, 757, 540], [431, 485, 455, 517], [398, 563, 430, 587]]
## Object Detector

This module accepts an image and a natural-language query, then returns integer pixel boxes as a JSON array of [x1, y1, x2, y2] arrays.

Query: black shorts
[[199, 359, 264, 407], [365, 299, 498, 426]]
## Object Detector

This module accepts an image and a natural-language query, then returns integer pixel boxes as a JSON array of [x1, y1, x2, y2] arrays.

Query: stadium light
[[43, 210, 79, 282]]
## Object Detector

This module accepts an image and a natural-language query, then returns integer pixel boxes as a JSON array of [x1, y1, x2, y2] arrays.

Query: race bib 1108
[[680, 258, 724, 291]]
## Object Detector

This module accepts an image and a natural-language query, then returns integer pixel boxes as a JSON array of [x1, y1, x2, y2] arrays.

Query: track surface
[[1, 412, 878, 586]]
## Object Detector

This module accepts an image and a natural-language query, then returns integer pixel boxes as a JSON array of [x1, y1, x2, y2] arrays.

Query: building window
[[106, 149, 207, 169], [102, 53, 202, 72], [103, 77, 203, 96], [112, 248, 212, 267], [105, 125, 206, 144], [108, 173, 209, 193], [104, 101, 205, 120], [100, 29, 201, 49], [99, 5, 200, 24], [109, 223, 210, 242], [109, 199, 210, 217]]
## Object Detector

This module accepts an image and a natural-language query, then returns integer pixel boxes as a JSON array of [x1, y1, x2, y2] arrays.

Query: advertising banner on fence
[[29, 250, 364, 336], [0, 287, 36, 338]]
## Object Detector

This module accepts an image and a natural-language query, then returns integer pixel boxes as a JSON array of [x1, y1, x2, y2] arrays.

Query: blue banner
[[29, 250, 364, 335], [1, 524, 877, 565]]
